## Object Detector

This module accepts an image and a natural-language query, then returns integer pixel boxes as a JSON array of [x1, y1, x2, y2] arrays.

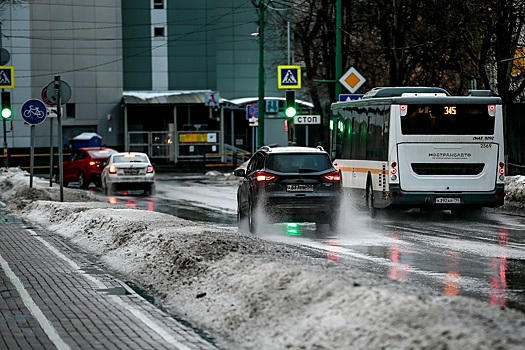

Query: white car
[[101, 152, 156, 195]]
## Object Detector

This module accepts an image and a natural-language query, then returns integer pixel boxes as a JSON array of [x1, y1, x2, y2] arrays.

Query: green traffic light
[[285, 106, 297, 118], [1, 108, 11, 119], [1, 91, 11, 119]]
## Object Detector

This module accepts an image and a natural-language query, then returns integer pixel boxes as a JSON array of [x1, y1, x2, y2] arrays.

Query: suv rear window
[[266, 154, 332, 173]]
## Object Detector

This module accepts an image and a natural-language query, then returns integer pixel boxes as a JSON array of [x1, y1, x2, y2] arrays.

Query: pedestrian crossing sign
[[278, 65, 301, 89], [0, 66, 14, 88]]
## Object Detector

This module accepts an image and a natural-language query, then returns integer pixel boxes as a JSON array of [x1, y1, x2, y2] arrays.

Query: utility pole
[[257, 0, 265, 149], [335, 0, 342, 98], [0, 22, 8, 168]]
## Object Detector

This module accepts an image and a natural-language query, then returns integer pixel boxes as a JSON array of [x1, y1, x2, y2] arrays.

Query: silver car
[[101, 152, 155, 195]]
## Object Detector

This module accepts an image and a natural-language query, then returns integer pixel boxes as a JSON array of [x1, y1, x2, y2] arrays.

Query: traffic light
[[285, 90, 297, 118], [1, 91, 12, 120]]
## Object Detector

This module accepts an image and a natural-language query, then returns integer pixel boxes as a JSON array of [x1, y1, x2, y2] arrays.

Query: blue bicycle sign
[[21, 99, 47, 125]]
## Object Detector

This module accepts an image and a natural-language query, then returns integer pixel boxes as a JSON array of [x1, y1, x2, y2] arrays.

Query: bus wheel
[[366, 179, 377, 218]]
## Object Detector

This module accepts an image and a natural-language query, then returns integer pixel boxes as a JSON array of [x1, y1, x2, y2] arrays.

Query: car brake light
[[109, 165, 117, 174], [322, 171, 341, 182], [89, 161, 96, 166], [255, 171, 277, 182], [147, 165, 154, 173]]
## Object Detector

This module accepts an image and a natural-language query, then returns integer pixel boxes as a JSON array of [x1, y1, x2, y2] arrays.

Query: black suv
[[234, 146, 342, 233]]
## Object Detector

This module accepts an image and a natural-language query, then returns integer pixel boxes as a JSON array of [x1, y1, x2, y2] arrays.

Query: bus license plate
[[436, 197, 460, 204], [287, 184, 314, 192]]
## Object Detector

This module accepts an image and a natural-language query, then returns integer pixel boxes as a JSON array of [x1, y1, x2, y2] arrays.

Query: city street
[[92, 174, 525, 313]]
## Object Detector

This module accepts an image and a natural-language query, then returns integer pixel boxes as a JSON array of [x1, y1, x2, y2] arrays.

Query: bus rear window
[[401, 104, 495, 135]]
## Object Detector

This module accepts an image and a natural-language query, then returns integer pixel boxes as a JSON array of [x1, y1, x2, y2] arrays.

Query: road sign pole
[[2, 118, 6, 167], [55, 75, 64, 202], [2, 88, 7, 168], [29, 125, 35, 187], [49, 117, 53, 187], [335, 0, 342, 98]]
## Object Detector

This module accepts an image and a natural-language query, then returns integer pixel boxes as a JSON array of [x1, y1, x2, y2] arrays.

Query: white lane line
[[27, 229, 193, 350], [0, 253, 71, 350]]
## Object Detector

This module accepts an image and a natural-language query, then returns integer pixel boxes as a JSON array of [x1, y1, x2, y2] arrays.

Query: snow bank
[[2, 167, 525, 349]]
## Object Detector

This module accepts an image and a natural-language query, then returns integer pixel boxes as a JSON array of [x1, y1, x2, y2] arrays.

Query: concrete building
[[0, 0, 307, 167]]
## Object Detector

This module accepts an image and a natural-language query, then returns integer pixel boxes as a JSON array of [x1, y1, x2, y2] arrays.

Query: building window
[[154, 0, 164, 9], [66, 103, 75, 118], [154, 27, 165, 37]]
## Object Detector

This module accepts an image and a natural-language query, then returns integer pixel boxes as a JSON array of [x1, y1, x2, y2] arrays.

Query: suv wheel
[[78, 172, 89, 189], [248, 199, 259, 234], [237, 204, 248, 232]]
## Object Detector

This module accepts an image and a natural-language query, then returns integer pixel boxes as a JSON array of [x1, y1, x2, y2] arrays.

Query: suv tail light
[[255, 171, 277, 182], [322, 171, 341, 182], [147, 165, 154, 173], [109, 165, 117, 174]]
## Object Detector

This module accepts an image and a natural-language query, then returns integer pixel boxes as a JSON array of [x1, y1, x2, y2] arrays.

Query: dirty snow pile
[[1, 167, 525, 350]]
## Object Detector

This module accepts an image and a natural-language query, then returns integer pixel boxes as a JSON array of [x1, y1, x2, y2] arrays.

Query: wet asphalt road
[[88, 175, 525, 314]]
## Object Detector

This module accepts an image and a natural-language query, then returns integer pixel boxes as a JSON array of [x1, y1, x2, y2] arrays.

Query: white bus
[[330, 87, 505, 217]]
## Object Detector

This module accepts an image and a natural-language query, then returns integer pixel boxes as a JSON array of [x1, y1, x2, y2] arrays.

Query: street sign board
[[205, 91, 220, 107], [278, 65, 301, 89], [246, 102, 258, 119], [0, 66, 14, 88], [44, 80, 72, 105], [266, 100, 279, 113], [41, 86, 55, 106], [294, 115, 321, 125], [339, 67, 365, 93], [21, 99, 47, 125], [339, 94, 364, 101], [46, 106, 63, 118]]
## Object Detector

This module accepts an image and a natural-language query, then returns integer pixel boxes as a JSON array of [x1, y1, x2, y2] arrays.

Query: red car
[[58, 147, 118, 188]]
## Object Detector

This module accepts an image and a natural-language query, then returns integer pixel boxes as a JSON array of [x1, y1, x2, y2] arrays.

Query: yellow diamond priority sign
[[339, 67, 365, 93]]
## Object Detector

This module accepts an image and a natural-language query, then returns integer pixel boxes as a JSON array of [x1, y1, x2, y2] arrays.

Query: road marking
[[0, 252, 71, 350], [27, 229, 193, 350]]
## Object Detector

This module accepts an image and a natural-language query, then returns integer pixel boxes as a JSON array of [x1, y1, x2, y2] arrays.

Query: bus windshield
[[400, 104, 495, 135]]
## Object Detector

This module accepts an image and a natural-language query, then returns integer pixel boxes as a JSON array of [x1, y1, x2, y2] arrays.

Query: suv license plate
[[436, 197, 460, 204], [287, 184, 314, 192]]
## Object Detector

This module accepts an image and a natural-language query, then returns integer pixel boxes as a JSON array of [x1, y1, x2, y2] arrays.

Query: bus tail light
[[498, 162, 505, 180], [390, 161, 398, 180], [488, 104, 496, 117], [255, 171, 277, 182], [400, 105, 408, 116]]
